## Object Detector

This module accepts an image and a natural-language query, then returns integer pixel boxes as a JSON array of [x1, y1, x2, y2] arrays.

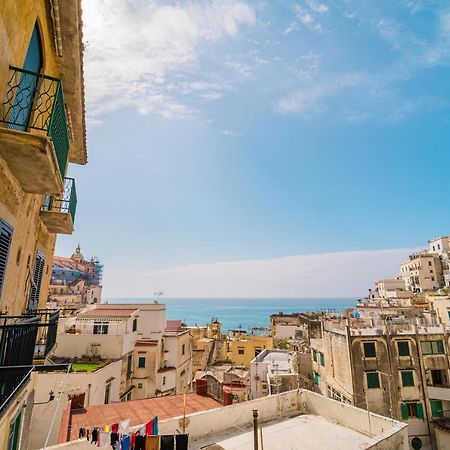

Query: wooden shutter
[[0, 220, 13, 296], [416, 403, 424, 420], [431, 400, 443, 418], [28, 251, 45, 311], [400, 403, 409, 420]]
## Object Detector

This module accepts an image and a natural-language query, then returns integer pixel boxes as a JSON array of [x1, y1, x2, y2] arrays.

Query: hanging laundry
[[152, 416, 159, 435], [146, 435, 160, 450], [121, 434, 131, 450], [111, 422, 119, 433], [86, 429, 90, 441], [131, 430, 139, 449], [119, 418, 130, 434], [175, 434, 189, 450], [110, 432, 120, 448], [145, 418, 154, 436], [160, 435, 174, 450], [134, 434, 146, 450], [78, 427, 85, 438], [98, 431, 110, 448], [104, 424, 110, 432], [91, 427, 99, 444]]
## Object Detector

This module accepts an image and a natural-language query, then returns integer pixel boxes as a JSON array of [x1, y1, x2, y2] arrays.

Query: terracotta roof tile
[[68, 394, 220, 440]]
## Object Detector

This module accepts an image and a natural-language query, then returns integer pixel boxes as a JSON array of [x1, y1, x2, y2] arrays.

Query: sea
[[107, 298, 357, 332]]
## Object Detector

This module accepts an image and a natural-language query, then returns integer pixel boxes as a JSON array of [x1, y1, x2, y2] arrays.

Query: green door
[[7, 412, 21, 450]]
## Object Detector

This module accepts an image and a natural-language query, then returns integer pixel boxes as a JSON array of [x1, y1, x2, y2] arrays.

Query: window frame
[[401, 370, 414, 387], [138, 356, 146, 368], [366, 372, 380, 389], [397, 340, 410, 357], [363, 342, 377, 358]]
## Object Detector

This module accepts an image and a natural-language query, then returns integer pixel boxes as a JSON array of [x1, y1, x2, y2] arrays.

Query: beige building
[[51, 304, 192, 404], [311, 314, 450, 450], [228, 334, 273, 368], [400, 252, 444, 293], [0, 1, 87, 449]]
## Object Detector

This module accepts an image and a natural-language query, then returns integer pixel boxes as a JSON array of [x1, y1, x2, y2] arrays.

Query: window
[[401, 371, 414, 387], [400, 402, 424, 420], [138, 356, 146, 368], [312, 350, 317, 362], [363, 342, 376, 358], [104, 383, 111, 404], [182, 344, 185, 356], [254, 348, 262, 357], [397, 341, 410, 357], [429, 261, 432, 266], [132, 318, 137, 332], [93, 322, 108, 335], [238, 347, 245, 355], [432, 369, 444, 386], [138, 383, 143, 389], [313, 371, 320, 385], [366, 372, 380, 389], [0, 220, 13, 298], [421, 340, 444, 355], [320, 353, 325, 367], [28, 251, 45, 310], [430, 400, 444, 418], [162, 376, 166, 386], [126, 355, 132, 379]]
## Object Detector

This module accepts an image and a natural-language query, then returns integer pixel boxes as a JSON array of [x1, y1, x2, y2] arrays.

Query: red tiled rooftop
[[68, 394, 221, 440], [77, 308, 138, 318], [166, 319, 182, 331]]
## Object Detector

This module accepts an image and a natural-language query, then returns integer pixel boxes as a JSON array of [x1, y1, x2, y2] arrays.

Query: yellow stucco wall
[[230, 336, 274, 368]]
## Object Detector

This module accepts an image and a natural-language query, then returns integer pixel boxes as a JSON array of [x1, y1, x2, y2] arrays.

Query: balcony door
[[10, 24, 43, 131]]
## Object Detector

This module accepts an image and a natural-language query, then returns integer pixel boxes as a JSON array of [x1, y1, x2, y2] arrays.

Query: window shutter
[[0, 220, 13, 296], [28, 251, 45, 311], [431, 400, 443, 418], [416, 403, 424, 420], [400, 403, 409, 420]]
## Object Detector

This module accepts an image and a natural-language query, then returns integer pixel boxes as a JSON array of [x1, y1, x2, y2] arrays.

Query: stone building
[[311, 313, 450, 450], [0, 1, 87, 449]]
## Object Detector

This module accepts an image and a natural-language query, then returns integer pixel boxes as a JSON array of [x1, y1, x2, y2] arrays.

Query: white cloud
[[82, 0, 256, 122], [102, 247, 416, 298], [274, 72, 363, 115], [222, 129, 242, 137]]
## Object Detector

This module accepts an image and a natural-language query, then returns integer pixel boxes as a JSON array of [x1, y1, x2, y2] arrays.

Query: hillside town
[[0, 1, 449, 450]]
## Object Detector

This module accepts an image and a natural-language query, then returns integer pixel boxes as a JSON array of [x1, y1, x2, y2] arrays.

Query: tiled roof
[[77, 308, 138, 318], [165, 320, 182, 331], [68, 394, 221, 440]]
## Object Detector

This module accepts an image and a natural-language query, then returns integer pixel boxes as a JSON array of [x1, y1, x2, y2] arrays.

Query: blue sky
[[58, 0, 450, 297]]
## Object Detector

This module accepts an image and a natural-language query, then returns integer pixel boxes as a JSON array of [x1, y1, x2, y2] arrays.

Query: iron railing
[[0, 367, 33, 416], [41, 177, 77, 223], [0, 66, 70, 178], [33, 309, 60, 358]]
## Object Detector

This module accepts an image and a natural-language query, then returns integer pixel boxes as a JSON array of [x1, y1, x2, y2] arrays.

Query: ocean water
[[107, 298, 357, 332]]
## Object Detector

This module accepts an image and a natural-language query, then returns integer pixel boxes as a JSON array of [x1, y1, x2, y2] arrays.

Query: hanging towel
[[152, 416, 159, 435], [98, 431, 110, 448], [145, 419, 154, 436], [111, 422, 119, 433], [104, 424, 110, 432], [134, 434, 146, 450], [121, 435, 131, 450], [119, 418, 130, 434], [175, 434, 189, 450], [146, 435, 160, 450], [160, 435, 174, 450]]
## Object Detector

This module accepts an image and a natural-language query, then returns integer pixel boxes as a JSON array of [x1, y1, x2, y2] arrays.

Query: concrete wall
[[435, 427, 450, 450]]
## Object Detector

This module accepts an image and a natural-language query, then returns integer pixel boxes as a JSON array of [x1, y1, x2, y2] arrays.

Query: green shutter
[[416, 403, 424, 420], [320, 353, 325, 366], [431, 400, 444, 418], [367, 372, 380, 389], [400, 403, 409, 420], [313, 350, 317, 362], [401, 371, 414, 387]]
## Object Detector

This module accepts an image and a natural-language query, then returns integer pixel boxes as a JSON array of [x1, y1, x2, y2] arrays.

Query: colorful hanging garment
[[134, 434, 146, 450], [145, 419, 154, 436], [104, 424, 110, 432], [146, 435, 160, 450], [152, 416, 159, 435], [111, 422, 119, 433], [175, 434, 189, 450], [160, 435, 174, 450], [98, 431, 110, 448], [121, 435, 131, 450], [119, 418, 130, 434]]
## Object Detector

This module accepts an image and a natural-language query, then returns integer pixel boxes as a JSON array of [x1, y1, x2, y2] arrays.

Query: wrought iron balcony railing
[[41, 177, 77, 223], [0, 366, 33, 416], [0, 66, 70, 179]]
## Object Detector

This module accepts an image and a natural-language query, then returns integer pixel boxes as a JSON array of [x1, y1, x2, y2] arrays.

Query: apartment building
[[50, 304, 192, 404], [250, 349, 308, 399], [0, 1, 87, 449], [400, 252, 444, 293], [228, 333, 273, 368], [311, 313, 450, 450]]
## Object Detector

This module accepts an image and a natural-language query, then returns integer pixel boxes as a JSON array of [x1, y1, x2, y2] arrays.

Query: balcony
[[0, 66, 70, 195], [40, 177, 77, 234], [427, 386, 450, 401]]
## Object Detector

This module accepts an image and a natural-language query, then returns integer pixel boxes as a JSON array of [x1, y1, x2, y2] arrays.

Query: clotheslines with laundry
[[76, 416, 189, 449]]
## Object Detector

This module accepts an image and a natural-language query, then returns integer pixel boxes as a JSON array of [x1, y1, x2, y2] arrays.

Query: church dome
[[71, 244, 84, 261]]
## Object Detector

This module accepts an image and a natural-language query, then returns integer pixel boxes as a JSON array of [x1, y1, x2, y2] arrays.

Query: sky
[[57, 0, 450, 298]]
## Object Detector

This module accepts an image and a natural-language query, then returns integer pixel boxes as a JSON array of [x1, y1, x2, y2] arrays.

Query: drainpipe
[[253, 410, 259, 450]]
